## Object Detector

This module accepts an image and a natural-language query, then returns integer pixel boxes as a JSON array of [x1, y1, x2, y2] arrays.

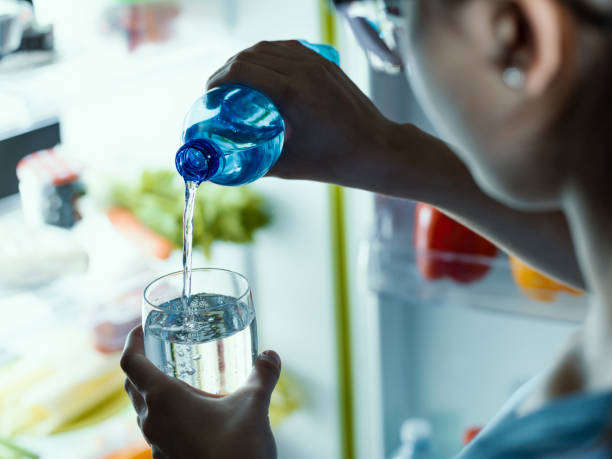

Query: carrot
[[106, 207, 173, 259], [102, 444, 152, 459]]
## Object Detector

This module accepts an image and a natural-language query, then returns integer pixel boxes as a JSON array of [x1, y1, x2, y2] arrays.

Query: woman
[[121, 0, 612, 456]]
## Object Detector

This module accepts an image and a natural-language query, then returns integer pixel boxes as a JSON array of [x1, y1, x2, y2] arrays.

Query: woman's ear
[[493, 0, 571, 96]]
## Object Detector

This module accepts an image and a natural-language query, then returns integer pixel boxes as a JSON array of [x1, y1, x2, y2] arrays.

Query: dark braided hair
[[562, 0, 612, 28], [551, 0, 612, 200]]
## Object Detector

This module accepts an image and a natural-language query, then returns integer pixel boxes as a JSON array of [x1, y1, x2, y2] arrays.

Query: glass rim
[[143, 267, 251, 309]]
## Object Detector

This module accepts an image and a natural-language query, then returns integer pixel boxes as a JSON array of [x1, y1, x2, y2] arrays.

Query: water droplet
[[193, 354, 201, 361], [185, 367, 196, 376]]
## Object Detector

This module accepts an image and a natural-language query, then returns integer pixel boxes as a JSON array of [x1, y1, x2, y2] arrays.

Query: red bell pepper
[[414, 203, 498, 283]]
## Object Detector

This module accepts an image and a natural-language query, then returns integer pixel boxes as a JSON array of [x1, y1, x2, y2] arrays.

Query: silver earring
[[502, 67, 525, 90]]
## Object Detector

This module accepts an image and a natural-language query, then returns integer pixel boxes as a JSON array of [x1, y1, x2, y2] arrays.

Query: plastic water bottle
[[389, 419, 438, 459], [175, 41, 340, 186]]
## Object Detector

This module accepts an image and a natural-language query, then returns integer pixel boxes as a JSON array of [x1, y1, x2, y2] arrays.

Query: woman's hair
[[552, 0, 612, 189], [564, 0, 612, 28]]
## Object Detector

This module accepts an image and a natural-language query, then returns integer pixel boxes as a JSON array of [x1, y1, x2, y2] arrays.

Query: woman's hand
[[120, 326, 281, 459], [207, 40, 395, 184]]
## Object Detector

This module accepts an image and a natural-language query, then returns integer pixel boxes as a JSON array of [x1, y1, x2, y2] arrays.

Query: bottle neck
[[175, 139, 222, 184]]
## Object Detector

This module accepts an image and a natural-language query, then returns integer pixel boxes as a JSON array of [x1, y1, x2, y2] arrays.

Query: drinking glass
[[142, 268, 257, 395]]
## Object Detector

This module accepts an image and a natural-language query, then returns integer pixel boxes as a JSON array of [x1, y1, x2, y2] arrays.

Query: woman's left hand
[[120, 326, 281, 459]]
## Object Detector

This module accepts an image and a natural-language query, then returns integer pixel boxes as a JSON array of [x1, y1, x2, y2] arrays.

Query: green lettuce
[[110, 170, 270, 257]]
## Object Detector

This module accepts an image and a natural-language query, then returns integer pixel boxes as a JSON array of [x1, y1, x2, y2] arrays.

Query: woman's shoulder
[[456, 374, 612, 459]]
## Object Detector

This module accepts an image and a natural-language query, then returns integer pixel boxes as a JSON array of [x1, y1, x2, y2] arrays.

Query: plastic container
[[0, 219, 88, 289], [389, 419, 438, 459], [175, 40, 340, 186], [92, 284, 142, 354], [16, 149, 85, 228]]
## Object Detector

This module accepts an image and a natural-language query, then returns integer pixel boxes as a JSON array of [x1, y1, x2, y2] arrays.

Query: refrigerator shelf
[[365, 238, 588, 323]]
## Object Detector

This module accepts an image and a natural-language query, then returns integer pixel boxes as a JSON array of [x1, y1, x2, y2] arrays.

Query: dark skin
[[121, 327, 280, 459], [207, 40, 584, 291], [123, 1, 609, 453]]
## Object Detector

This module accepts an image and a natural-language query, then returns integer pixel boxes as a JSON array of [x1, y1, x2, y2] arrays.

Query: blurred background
[[0, 0, 585, 458]]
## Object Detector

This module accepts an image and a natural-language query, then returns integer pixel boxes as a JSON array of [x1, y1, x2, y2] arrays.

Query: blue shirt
[[456, 377, 612, 458]]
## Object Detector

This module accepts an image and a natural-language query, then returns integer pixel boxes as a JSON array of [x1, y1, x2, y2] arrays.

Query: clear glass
[[143, 268, 257, 395]]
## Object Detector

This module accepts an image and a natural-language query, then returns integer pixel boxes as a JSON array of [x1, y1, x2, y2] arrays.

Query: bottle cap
[[400, 418, 433, 446], [175, 139, 222, 184]]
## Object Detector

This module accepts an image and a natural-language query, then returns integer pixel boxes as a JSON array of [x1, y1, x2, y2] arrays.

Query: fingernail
[[260, 350, 281, 369]]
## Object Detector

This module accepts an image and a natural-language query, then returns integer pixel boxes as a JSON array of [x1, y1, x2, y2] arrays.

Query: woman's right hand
[[207, 40, 395, 184]]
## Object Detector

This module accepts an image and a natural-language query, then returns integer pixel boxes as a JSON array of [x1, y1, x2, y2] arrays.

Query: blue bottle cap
[[175, 140, 222, 184]]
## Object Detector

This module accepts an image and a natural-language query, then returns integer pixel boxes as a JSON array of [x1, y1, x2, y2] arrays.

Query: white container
[[389, 419, 438, 459], [17, 149, 84, 228]]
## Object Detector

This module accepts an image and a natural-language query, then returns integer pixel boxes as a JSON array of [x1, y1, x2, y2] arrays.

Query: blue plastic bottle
[[175, 41, 340, 186]]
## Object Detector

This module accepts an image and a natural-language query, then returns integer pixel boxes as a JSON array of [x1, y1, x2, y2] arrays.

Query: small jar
[[16, 149, 85, 228]]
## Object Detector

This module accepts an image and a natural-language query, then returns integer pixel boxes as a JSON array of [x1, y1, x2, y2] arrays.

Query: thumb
[[246, 350, 281, 405]]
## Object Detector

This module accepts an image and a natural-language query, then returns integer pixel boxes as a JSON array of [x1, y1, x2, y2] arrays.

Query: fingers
[[120, 326, 170, 393], [205, 39, 335, 98], [206, 44, 289, 86], [125, 378, 146, 416], [247, 39, 316, 60], [226, 46, 298, 75], [240, 350, 282, 407], [151, 446, 169, 459], [206, 60, 288, 94]]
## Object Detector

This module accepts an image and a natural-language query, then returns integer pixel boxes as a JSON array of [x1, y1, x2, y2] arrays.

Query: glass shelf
[[365, 238, 588, 323]]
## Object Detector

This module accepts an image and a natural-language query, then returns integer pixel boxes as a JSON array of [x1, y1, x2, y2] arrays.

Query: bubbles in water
[[144, 297, 257, 394], [146, 294, 255, 342]]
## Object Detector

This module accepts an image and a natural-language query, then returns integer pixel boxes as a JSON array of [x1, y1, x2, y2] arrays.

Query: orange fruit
[[509, 256, 583, 302], [102, 444, 152, 459]]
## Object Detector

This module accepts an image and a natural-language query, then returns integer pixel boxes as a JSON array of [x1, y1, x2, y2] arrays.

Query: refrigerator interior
[[0, 1, 365, 457]]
